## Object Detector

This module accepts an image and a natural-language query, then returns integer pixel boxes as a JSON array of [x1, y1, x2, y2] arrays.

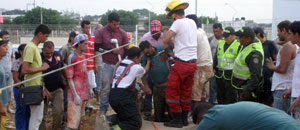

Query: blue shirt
[[197, 102, 300, 130], [141, 45, 170, 86], [0, 65, 9, 106]]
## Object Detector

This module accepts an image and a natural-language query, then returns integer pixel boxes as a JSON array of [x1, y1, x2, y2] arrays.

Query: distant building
[[222, 19, 247, 31]]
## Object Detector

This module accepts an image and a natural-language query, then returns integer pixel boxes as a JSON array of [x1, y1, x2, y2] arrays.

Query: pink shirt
[[66, 52, 89, 101], [142, 32, 164, 47]]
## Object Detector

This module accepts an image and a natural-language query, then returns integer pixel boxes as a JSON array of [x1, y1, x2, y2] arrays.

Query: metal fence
[[0, 24, 217, 47]]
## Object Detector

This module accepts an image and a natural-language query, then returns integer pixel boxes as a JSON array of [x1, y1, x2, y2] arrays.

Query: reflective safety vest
[[232, 41, 264, 90], [215, 39, 240, 80]]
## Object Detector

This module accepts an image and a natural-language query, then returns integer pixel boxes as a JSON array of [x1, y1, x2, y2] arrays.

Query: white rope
[[0, 43, 131, 91]]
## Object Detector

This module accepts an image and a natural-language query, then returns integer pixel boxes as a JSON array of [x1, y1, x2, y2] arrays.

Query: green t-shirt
[[197, 102, 300, 130], [23, 42, 43, 87]]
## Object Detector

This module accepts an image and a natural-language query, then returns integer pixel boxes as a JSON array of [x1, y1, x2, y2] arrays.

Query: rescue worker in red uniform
[[163, 0, 198, 128]]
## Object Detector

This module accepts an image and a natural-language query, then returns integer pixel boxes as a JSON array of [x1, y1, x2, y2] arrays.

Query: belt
[[174, 57, 196, 63]]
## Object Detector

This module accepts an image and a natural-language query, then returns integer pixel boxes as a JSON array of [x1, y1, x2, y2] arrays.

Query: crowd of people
[[1, 0, 300, 130]]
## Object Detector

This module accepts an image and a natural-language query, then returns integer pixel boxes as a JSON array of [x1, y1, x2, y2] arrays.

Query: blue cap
[[73, 33, 88, 46]]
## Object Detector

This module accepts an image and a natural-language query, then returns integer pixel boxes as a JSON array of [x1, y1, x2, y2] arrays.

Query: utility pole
[[40, 7, 43, 24], [34, 0, 36, 8], [225, 3, 237, 22], [195, 0, 197, 16], [146, 0, 153, 32]]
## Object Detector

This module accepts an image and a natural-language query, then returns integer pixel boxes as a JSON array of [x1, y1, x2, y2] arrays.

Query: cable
[[152, 120, 158, 130], [0, 43, 130, 92]]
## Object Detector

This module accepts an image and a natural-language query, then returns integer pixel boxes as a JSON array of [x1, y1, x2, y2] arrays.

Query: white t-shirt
[[292, 49, 300, 98], [170, 18, 197, 61], [196, 28, 213, 67], [111, 59, 145, 89]]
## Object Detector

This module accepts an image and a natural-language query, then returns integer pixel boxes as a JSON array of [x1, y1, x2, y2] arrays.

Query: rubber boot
[[182, 111, 189, 126], [163, 112, 183, 128]]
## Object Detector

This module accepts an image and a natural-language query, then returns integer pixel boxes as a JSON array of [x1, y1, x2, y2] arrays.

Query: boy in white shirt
[[108, 47, 151, 130]]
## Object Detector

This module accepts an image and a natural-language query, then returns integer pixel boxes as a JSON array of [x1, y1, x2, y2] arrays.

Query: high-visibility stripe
[[180, 99, 191, 103], [234, 62, 249, 71], [223, 66, 233, 70], [223, 58, 235, 62], [166, 99, 179, 103], [233, 73, 249, 80], [218, 58, 235, 62]]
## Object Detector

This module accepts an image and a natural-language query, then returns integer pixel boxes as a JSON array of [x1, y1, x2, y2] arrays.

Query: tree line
[[2, 7, 217, 26]]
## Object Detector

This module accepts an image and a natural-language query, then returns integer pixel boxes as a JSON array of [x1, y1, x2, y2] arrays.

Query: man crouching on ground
[[109, 47, 151, 130]]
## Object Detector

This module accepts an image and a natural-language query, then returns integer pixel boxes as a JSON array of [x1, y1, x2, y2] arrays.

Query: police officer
[[214, 27, 241, 104], [232, 27, 264, 102]]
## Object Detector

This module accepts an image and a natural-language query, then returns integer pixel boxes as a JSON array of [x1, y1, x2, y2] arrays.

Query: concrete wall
[[20, 37, 68, 48]]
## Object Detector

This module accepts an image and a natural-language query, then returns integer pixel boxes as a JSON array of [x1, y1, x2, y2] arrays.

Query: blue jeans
[[209, 77, 217, 104], [99, 63, 115, 113], [273, 90, 291, 114], [13, 87, 30, 130]]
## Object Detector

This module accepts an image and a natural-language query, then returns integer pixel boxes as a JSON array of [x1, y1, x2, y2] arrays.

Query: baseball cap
[[73, 34, 88, 46], [150, 20, 161, 32], [0, 38, 9, 45], [234, 27, 255, 39], [253, 27, 265, 37], [222, 27, 235, 37]]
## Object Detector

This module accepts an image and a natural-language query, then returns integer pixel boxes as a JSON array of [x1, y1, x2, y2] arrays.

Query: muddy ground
[[5, 96, 101, 130]]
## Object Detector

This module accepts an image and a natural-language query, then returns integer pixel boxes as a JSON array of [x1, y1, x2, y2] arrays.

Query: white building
[[222, 20, 247, 31]]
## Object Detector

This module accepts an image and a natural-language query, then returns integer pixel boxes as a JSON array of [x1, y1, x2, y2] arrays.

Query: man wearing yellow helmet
[[163, 0, 198, 128]]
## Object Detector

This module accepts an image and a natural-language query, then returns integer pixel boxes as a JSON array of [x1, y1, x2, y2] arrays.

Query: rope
[[151, 120, 158, 130], [0, 43, 130, 92]]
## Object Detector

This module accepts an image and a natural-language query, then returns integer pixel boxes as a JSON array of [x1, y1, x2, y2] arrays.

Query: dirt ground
[[5, 96, 101, 130]]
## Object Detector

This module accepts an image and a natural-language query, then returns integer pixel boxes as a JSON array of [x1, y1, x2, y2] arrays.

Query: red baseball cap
[[150, 20, 161, 32]]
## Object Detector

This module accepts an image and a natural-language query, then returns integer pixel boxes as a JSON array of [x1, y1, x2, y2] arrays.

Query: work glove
[[90, 88, 95, 98], [74, 94, 82, 105]]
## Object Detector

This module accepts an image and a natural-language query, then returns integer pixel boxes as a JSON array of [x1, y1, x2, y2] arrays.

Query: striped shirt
[[83, 34, 95, 70]]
